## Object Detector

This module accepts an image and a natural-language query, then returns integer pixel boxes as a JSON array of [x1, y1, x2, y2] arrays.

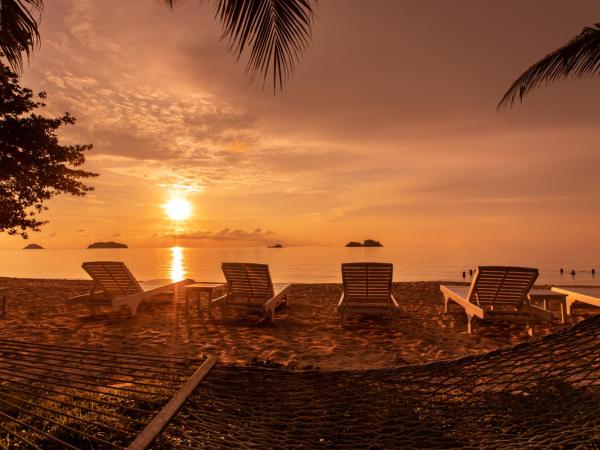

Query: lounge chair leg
[[560, 300, 566, 324], [526, 324, 534, 337], [566, 298, 574, 316], [466, 314, 473, 334], [270, 308, 275, 323], [443, 295, 449, 313], [339, 312, 344, 327]]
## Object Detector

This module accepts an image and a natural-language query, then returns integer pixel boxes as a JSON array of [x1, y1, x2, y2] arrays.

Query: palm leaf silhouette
[[214, 0, 315, 90], [167, 0, 315, 90], [0, 0, 43, 72], [499, 23, 600, 108]]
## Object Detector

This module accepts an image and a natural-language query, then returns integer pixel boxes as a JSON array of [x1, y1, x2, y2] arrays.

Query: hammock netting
[[163, 314, 600, 449]]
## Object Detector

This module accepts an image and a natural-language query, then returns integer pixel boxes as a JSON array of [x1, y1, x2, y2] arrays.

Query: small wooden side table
[[0, 287, 7, 316], [528, 289, 568, 323], [184, 282, 226, 314]]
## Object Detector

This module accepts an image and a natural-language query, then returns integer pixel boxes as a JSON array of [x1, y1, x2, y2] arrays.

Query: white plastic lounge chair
[[66, 261, 191, 317], [337, 262, 399, 327], [211, 263, 290, 322], [551, 286, 600, 315], [440, 266, 553, 335]]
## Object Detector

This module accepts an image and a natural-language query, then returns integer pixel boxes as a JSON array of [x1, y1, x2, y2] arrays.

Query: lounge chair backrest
[[467, 266, 538, 310], [82, 261, 143, 297], [341, 262, 393, 304], [222, 263, 274, 301]]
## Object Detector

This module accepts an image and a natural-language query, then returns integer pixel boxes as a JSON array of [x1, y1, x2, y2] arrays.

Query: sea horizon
[[1, 246, 597, 285]]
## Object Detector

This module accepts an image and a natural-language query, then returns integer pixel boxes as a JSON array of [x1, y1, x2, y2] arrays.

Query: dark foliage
[[345, 241, 363, 247], [345, 239, 383, 247], [363, 239, 383, 247], [0, 0, 43, 72], [0, 62, 97, 238], [87, 241, 128, 248], [214, 0, 315, 91], [166, 0, 316, 90], [499, 23, 600, 108]]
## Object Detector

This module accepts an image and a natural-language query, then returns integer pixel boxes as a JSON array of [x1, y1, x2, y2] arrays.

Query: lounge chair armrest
[[264, 286, 290, 311], [390, 293, 400, 308], [337, 292, 345, 308]]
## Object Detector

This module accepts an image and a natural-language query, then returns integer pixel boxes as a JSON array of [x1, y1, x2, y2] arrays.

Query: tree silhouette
[[0, 62, 97, 238]]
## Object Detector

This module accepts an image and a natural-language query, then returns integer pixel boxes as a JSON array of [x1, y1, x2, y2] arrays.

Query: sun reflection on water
[[169, 246, 186, 282]]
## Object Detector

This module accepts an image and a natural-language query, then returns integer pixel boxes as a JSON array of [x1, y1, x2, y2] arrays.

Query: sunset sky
[[2, 0, 599, 250]]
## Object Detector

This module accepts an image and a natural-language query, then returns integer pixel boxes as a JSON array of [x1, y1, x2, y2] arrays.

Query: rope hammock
[[0, 340, 211, 449], [164, 314, 600, 449], [1, 314, 600, 448]]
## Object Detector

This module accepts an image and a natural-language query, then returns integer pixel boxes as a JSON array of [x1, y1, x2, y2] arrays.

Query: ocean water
[[0, 246, 598, 285]]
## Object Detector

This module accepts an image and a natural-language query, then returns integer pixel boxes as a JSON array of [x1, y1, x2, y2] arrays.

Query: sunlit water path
[[0, 247, 598, 285]]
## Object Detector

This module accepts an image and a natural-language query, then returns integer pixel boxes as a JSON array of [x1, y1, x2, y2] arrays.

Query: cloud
[[14, 0, 600, 251], [41, 72, 258, 163], [168, 228, 276, 243], [27, 0, 360, 196]]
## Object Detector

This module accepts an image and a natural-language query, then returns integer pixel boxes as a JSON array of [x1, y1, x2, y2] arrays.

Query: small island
[[87, 241, 128, 249], [345, 239, 383, 248], [268, 244, 284, 248], [23, 243, 44, 250]]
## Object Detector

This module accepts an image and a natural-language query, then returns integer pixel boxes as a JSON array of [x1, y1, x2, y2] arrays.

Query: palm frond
[[215, 0, 315, 91], [499, 23, 600, 109], [0, 0, 43, 72]]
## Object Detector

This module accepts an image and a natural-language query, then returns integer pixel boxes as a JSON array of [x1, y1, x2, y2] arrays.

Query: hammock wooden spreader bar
[[127, 356, 217, 450], [0, 340, 216, 449]]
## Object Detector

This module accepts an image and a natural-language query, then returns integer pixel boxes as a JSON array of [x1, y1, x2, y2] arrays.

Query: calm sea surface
[[0, 247, 598, 285]]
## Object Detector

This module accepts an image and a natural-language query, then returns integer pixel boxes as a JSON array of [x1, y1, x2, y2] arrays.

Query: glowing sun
[[164, 198, 192, 221]]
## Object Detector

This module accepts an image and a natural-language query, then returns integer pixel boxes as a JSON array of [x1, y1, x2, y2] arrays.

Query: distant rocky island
[[345, 239, 383, 248], [87, 241, 128, 249], [23, 243, 43, 249], [268, 244, 284, 248]]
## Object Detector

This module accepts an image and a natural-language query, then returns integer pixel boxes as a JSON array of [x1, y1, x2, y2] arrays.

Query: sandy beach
[[0, 277, 595, 370]]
